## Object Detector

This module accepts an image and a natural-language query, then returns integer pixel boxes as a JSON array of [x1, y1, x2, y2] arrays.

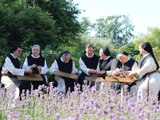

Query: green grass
[[0, 109, 7, 120]]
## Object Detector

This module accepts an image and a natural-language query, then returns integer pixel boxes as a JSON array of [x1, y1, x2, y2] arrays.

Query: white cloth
[[131, 61, 138, 72], [137, 72, 160, 102], [1, 55, 25, 76], [49, 59, 78, 93], [137, 54, 157, 79], [105, 58, 118, 75], [136, 54, 160, 102], [2, 77, 20, 103], [1, 54, 25, 104], [54, 76, 66, 93], [105, 56, 117, 70]]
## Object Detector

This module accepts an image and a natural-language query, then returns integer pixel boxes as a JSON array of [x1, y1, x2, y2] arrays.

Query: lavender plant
[[0, 82, 160, 120]]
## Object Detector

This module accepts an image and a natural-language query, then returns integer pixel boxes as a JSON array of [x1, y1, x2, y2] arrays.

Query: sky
[[73, 0, 160, 36]]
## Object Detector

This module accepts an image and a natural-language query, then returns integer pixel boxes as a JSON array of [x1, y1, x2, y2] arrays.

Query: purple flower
[[55, 113, 62, 120], [65, 116, 75, 120], [91, 86, 96, 92], [104, 108, 111, 115]]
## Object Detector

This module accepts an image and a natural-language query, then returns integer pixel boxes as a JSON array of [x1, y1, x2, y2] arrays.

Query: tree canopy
[[26, 0, 81, 46], [94, 15, 134, 48], [0, 0, 81, 54]]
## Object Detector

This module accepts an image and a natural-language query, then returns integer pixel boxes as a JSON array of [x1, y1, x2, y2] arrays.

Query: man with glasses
[[1, 44, 32, 108]]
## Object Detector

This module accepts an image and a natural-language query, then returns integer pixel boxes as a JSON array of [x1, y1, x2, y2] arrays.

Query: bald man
[[113, 51, 138, 91]]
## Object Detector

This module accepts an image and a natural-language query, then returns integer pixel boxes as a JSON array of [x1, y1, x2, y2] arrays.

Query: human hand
[[31, 64, 37, 68], [89, 69, 97, 74], [96, 70, 105, 75], [37, 66, 41, 72], [110, 69, 120, 76], [111, 68, 126, 76], [25, 69, 33, 75], [118, 68, 125, 72], [127, 72, 137, 79], [71, 71, 79, 75]]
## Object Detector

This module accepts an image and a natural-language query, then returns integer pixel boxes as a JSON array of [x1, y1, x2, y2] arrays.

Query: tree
[[94, 15, 134, 48], [79, 17, 94, 35], [0, 1, 57, 53], [0, 0, 82, 66], [0, 3, 12, 54], [0, 0, 82, 50], [119, 42, 140, 60], [133, 27, 160, 63], [26, 0, 81, 46]]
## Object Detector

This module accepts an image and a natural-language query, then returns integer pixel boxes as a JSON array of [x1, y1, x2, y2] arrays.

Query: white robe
[[138, 72, 160, 102], [137, 54, 160, 102], [1, 54, 25, 106], [49, 58, 78, 93]]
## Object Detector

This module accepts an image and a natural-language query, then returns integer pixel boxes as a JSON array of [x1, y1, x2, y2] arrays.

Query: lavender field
[[0, 82, 160, 120]]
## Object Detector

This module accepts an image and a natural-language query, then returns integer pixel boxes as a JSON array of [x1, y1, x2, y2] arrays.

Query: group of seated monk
[[1, 41, 160, 104]]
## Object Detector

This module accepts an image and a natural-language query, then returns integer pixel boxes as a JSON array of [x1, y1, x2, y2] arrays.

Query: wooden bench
[[53, 71, 79, 80]]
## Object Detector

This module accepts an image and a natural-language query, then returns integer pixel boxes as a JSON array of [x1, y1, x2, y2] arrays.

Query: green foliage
[[0, 109, 6, 120], [0, 3, 13, 53], [80, 17, 94, 35], [26, 0, 81, 47], [0, 1, 57, 53], [119, 42, 140, 60], [80, 35, 117, 57], [0, 0, 82, 64], [81, 35, 112, 49], [94, 15, 134, 48], [133, 27, 160, 63], [42, 45, 60, 67], [54, 37, 82, 68], [0, 0, 82, 67]]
